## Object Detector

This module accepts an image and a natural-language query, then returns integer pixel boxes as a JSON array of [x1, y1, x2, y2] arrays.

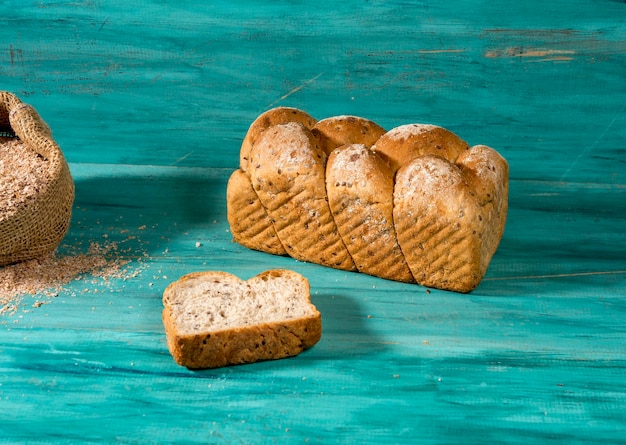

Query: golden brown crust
[[372, 123, 469, 173], [393, 156, 481, 292], [162, 270, 322, 369], [311, 115, 386, 156], [163, 313, 322, 369], [393, 150, 508, 293], [326, 144, 414, 282], [240, 107, 317, 173], [249, 122, 356, 271], [226, 169, 286, 255], [227, 108, 509, 293], [457, 145, 509, 277]]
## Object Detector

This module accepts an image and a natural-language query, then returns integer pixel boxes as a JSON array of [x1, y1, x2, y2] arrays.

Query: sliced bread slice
[[162, 269, 322, 369]]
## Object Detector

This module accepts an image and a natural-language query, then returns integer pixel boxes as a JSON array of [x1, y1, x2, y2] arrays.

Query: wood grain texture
[[1, 0, 625, 443]]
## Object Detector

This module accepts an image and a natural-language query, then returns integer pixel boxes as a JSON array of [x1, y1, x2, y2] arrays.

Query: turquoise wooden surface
[[1, 1, 625, 444]]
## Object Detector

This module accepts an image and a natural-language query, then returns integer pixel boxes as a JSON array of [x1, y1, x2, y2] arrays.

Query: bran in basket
[[0, 91, 74, 266]]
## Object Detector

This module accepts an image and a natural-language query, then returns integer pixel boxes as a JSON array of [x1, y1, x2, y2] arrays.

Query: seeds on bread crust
[[372, 123, 469, 172], [393, 151, 507, 293], [249, 122, 356, 271], [312, 115, 386, 156], [326, 144, 413, 282], [240, 107, 317, 173]]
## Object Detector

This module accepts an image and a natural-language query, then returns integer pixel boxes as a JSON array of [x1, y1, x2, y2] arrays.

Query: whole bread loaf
[[162, 269, 321, 369], [227, 107, 509, 293]]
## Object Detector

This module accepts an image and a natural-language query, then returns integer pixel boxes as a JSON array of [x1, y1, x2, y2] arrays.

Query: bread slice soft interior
[[162, 269, 321, 369]]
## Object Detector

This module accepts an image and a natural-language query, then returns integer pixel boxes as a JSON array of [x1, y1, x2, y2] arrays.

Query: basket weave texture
[[0, 91, 75, 266]]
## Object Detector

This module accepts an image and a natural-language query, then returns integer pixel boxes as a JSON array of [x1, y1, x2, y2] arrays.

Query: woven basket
[[0, 91, 75, 266]]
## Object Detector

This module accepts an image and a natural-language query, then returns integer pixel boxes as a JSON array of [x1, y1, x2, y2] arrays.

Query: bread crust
[[227, 107, 509, 293], [162, 270, 322, 369], [240, 107, 317, 173], [326, 144, 414, 282], [393, 149, 508, 292], [457, 145, 509, 276], [233, 106, 316, 254], [226, 169, 287, 255], [249, 122, 356, 271], [312, 115, 386, 155], [372, 123, 469, 172]]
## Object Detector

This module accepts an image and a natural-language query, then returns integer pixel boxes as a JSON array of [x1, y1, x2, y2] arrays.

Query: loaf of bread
[[162, 269, 321, 369], [227, 107, 508, 293]]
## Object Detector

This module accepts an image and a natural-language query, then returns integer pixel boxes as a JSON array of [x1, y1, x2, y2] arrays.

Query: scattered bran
[[0, 240, 145, 316], [1, 134, 149, 318]]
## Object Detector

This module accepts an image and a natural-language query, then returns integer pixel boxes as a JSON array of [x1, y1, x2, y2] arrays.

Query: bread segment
[[456, 145, 509, 275], [373, 124, 469, 172], [312, 115, 386, 155], [326, 144, 414, 282], [226, 169, 286, 255], [240, 107, 317, 173], [393, 152, 508, 293], [249, 122, 356, 271]]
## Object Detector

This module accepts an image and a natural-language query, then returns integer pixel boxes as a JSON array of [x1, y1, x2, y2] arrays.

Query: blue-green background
[[1, 1, 625, 443]]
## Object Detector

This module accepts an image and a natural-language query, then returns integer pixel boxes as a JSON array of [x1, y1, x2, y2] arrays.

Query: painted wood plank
[[1, 1, 624, 182], [2, 164, 625, 444]]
